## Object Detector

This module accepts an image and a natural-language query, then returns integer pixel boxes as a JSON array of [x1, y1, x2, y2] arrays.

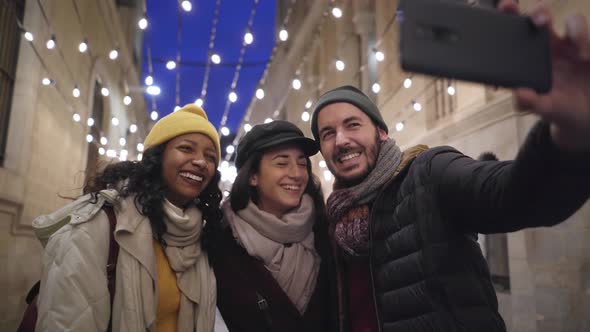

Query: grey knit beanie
[[310, 85, 388, 141]]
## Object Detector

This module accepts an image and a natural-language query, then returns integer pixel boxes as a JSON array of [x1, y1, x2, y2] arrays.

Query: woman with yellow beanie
[[33, 104, 221, 332]]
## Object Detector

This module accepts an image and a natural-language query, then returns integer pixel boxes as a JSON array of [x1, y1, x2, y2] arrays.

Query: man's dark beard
[[334, 131, 382, 188]]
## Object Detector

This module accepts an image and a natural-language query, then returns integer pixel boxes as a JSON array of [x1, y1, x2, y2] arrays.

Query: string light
[[412, 100, 422, 112], [100, 137, 108, 145], [98, 147, 105, 155], [120, 149, 128, 161], [101, 87, 110, 97], [228, 91, 238, 103], [292, 78, 301, 90], [41, 77, 52, 86], [279, 28, 289, 41], [119, 137, 126, 146], [403, 77, 412, 89], [395, 122, 404, 131], [301, 111, 310, 122], [372, 82, 381, 94], [447, 84, 456, 96], [335, 59, 345, 71], [244, 31, 254, 45], [137, 143, 144, 152], [24, 31, 34, 41], [174, 105, 181, 112], [137, 153, 143, 161], [86, 134, 93, 143], [87, 118, 94, 127], [123, 95, 132, 105], [72, 113, 81, 122], [129, 124, 137, 133], [78, 39, 88, 53], [332, 7, 342, 18], [106, 149, 116, 158], [181, 0, 192, 12], [111, 117, 119, 126], [323, 170, 333, 181], [305, 100, 313, 109], [264, 118, 273, 124], [72, 86, 80, 98], [46, 35, 56, 49], [146, 85, 161, 95], [221, 126, 230, 136], [138, 17, 148, 30], [256, 88, 265, 100], [375, 50, 385, 62], [195, 98, 204, 107], [244, 123, 252, 132], [150, 111, 159, 121], [166, 60, 176, 70], [109, 48, 119, 60], [226, 145, 235, 154], [319, 160, 327, 168], [145, 75, 153, 86], [211, 53, 221, 64]]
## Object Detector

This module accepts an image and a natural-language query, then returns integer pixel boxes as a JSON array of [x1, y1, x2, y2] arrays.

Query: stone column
[[352, 0, 377, 99]]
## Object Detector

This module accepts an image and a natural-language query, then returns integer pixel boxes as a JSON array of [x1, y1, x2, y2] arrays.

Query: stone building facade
[[239, 0, 590, 331], [0, 0, 149, 329]]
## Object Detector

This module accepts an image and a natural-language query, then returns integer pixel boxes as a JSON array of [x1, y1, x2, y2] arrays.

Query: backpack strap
[[102, 204, 119, 332]]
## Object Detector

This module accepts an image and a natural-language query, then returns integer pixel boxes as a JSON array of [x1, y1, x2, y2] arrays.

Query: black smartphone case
[[399, 0, 552, 93]]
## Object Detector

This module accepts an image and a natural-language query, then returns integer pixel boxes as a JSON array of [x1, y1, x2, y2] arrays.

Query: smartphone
[[398, 0, 552, 93]]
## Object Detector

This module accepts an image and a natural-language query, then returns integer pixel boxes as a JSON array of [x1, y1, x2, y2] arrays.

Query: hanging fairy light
[[137, 143, 144, 152], [228, 91, 238, 103], [256, 88, 265, 100], [244, 123, 252, 132], [412, 100, 422, 112], [211, 53, 221, 64], [166, 60, 176, 70], [98, 147, 105, 155], [403, 77, 412, 89], [145, 75, 153, 86], [319, 160, 327, 168], [119, 137, 126, 146], [72, 86, 81, 98], [305, 100, 313, 109], [226, 145, 235, 154], [375, 50, 385, 62], [335, 59, 345, 71], [86, 134, 93, 143], [106, 149, 117, 158], [87, 118, 95, 127], [78, 39, 88, 53], [395, 122, 404, 131], [72, 113, 81, 122], [129, 124, 137, 133], [138, 16, 148, 30], [301, 111, 310, 122], [264, 118, 273, 124], [101, 87, 110, 97], [123, 95, 132, 105], [323, 170, 333, 181], [292, 78, 301, 90], [372, 82, 381, 94], [195, 98, 204, 107], [447, 84, 456, 96], [137, 153, 143, 161], [181, 0, 192, 12], [109, 48, 119, 60], [111, 117, 119, 126], [174, 105, 181, 112], [41, 78, 53, 86], [150, 111, 159, 121], [332, 7, 343, 18], [24, 31, 34, 41], [119, 149, 128, 161], [146, 85, 161, 95], [244, 31, 254, 45], [221, 126, 230, 136], [46, 35, 56, 49], [100, 137, 108, 145], [279, 27, 289, 41]]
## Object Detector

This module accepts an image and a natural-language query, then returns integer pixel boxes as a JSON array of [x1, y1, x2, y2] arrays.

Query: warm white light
[[372, 82, 381, 94], [221, 126, 230, 136], [72, 86, 81, 98], [137, 153, 143, 161], [228, 91, 238, 103], [101, 87, 110, 96], [145, 75, 153, 86], [305, 100, 313, 109], [123, 95, 132, 105], [395, 122, 404, 131], [41, 78, 52, 86], [24, 32, 34, 41], [111, 117, 119, 126], [403, 77, 412, 89], [319, 160, 327, 168], [106, 149, 116, 158], [323, 170, 333, 181], [264, 118, 273, 124], [195, 98, 203, 107], [146, 85, 161, 95], [73, 113, 81, 122], [181, 0, 192, 12], [332, 7, 343, 18], [150, 111, 159, 121], [46, 35, 56, 49], [78, 40, 88, 53], [174, 105, 181, 112], [223, 190, 230, 197], [119, 149, 128, 161], [244, 123, 252, 132], [98, 147, 105, 155], [100, 137, 108, 145], [129, 124, 137, 133], [375, 51, 385, 62], [292, 78, 301, 90], [109, 49, 119, 60], [301, 111, 310, 122], [87, 118, 94, 127], [211, 53, 221, 64], [166, 60, 176, 70], [137, 143, 144, 152], [279, 28, 288, 41], [413, 101, 422, 112], [447, 85, 456, 96], [226, 145, 235, 154], [86, 134, 93, 143], [244, 32, 254, 45], [138, 17, 148, 30], [336, 59, 345, 71], [256, 88, 265, 100], [119, 137, 126, 146]]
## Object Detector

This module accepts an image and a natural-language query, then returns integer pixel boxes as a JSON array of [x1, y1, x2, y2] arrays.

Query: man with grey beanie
[[311, 1, 590, 331]]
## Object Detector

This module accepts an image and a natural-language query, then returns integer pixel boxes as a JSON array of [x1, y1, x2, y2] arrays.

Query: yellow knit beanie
[[143, 104, 221, 163]]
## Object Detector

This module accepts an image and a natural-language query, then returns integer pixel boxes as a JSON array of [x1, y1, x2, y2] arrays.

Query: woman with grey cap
[[209, 120, 338, 332]]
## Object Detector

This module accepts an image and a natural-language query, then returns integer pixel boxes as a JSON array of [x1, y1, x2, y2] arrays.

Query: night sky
[[142, 0, 276, 133]]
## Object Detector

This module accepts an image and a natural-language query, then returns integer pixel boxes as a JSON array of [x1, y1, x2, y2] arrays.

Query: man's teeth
[[282, 185, 300, 191], [339, 152, 360, 162], [180, 172, 203, 182]]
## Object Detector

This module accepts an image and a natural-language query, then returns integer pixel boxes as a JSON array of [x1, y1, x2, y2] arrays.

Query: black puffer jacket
[[341, 121, 590, 332]]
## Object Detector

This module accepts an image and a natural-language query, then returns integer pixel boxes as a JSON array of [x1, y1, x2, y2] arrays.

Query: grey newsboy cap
[[310, 85, 388, 141], [235, 120, 319, 169]]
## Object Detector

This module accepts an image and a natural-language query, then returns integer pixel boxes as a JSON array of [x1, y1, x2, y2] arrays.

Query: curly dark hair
[[84, 144, 222, 248]]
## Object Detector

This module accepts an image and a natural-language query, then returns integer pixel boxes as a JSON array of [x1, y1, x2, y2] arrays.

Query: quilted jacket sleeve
[[428, 120, 590, 234], [35, 211, 112, 332]]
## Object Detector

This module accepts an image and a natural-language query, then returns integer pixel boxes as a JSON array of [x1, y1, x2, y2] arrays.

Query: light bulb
[[181, 0, 192, 12], [305, 100, 313, 109], [447, 85, 456, 96], [137, 143, 144, 152], [138, 17, 148, 30], [72, 86, 80, 98], [123, 95, 132, 105], [41, 78, 52, 86], [146, 85, 161, 95], [395, 122, 404, 131], [256, 88, 265, 100], [226, 145, 235, 154], [336, 59, 345, 71], [78, 39, 88, 53], [166, 60, 176, 70], [228, 91, 238, 103], [211, 53, 221, 64], [244, 32, 254, 45], [46, 35, 56, 49], [137, 153, 143, 161], [150, 111, 159, 121], [100, 137, 108, 145], [264, 118, 273, 124], [195, 98, 203, 107], [119, 137, 126, 146], [129, 124, 137, 133], [332, 7, 343, 18], [101, 87, 110, 96], [109, 49, 119, 60], [301, 111, 310, 122], [323, 170, 333, 181], [87, 118, 94, 127], [174, 105, 181, 112], [24, 31, 34, 41], [111, 117, 119, 126], [375, 51, 385, 62], [403, 77, 412, 89], [145, 75, 153, 86], [372, 82, 381, 94], [73, 113, 81, 122], [221, 126, 230, 136], [279, 28, 288, 41], [244, 123, 252, 132], [413, 101, 422, 112], [98, 147, 105, 155], [86, 134, 93, 143], [292, 78, 301, 90], [319, 160, 327, 168]]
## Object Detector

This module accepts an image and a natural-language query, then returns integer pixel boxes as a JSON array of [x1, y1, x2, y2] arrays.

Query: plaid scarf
[[326, 138, 402, 256]]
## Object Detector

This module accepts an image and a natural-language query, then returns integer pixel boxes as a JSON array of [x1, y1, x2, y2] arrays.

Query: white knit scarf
[[223, 195, 321, 314]]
